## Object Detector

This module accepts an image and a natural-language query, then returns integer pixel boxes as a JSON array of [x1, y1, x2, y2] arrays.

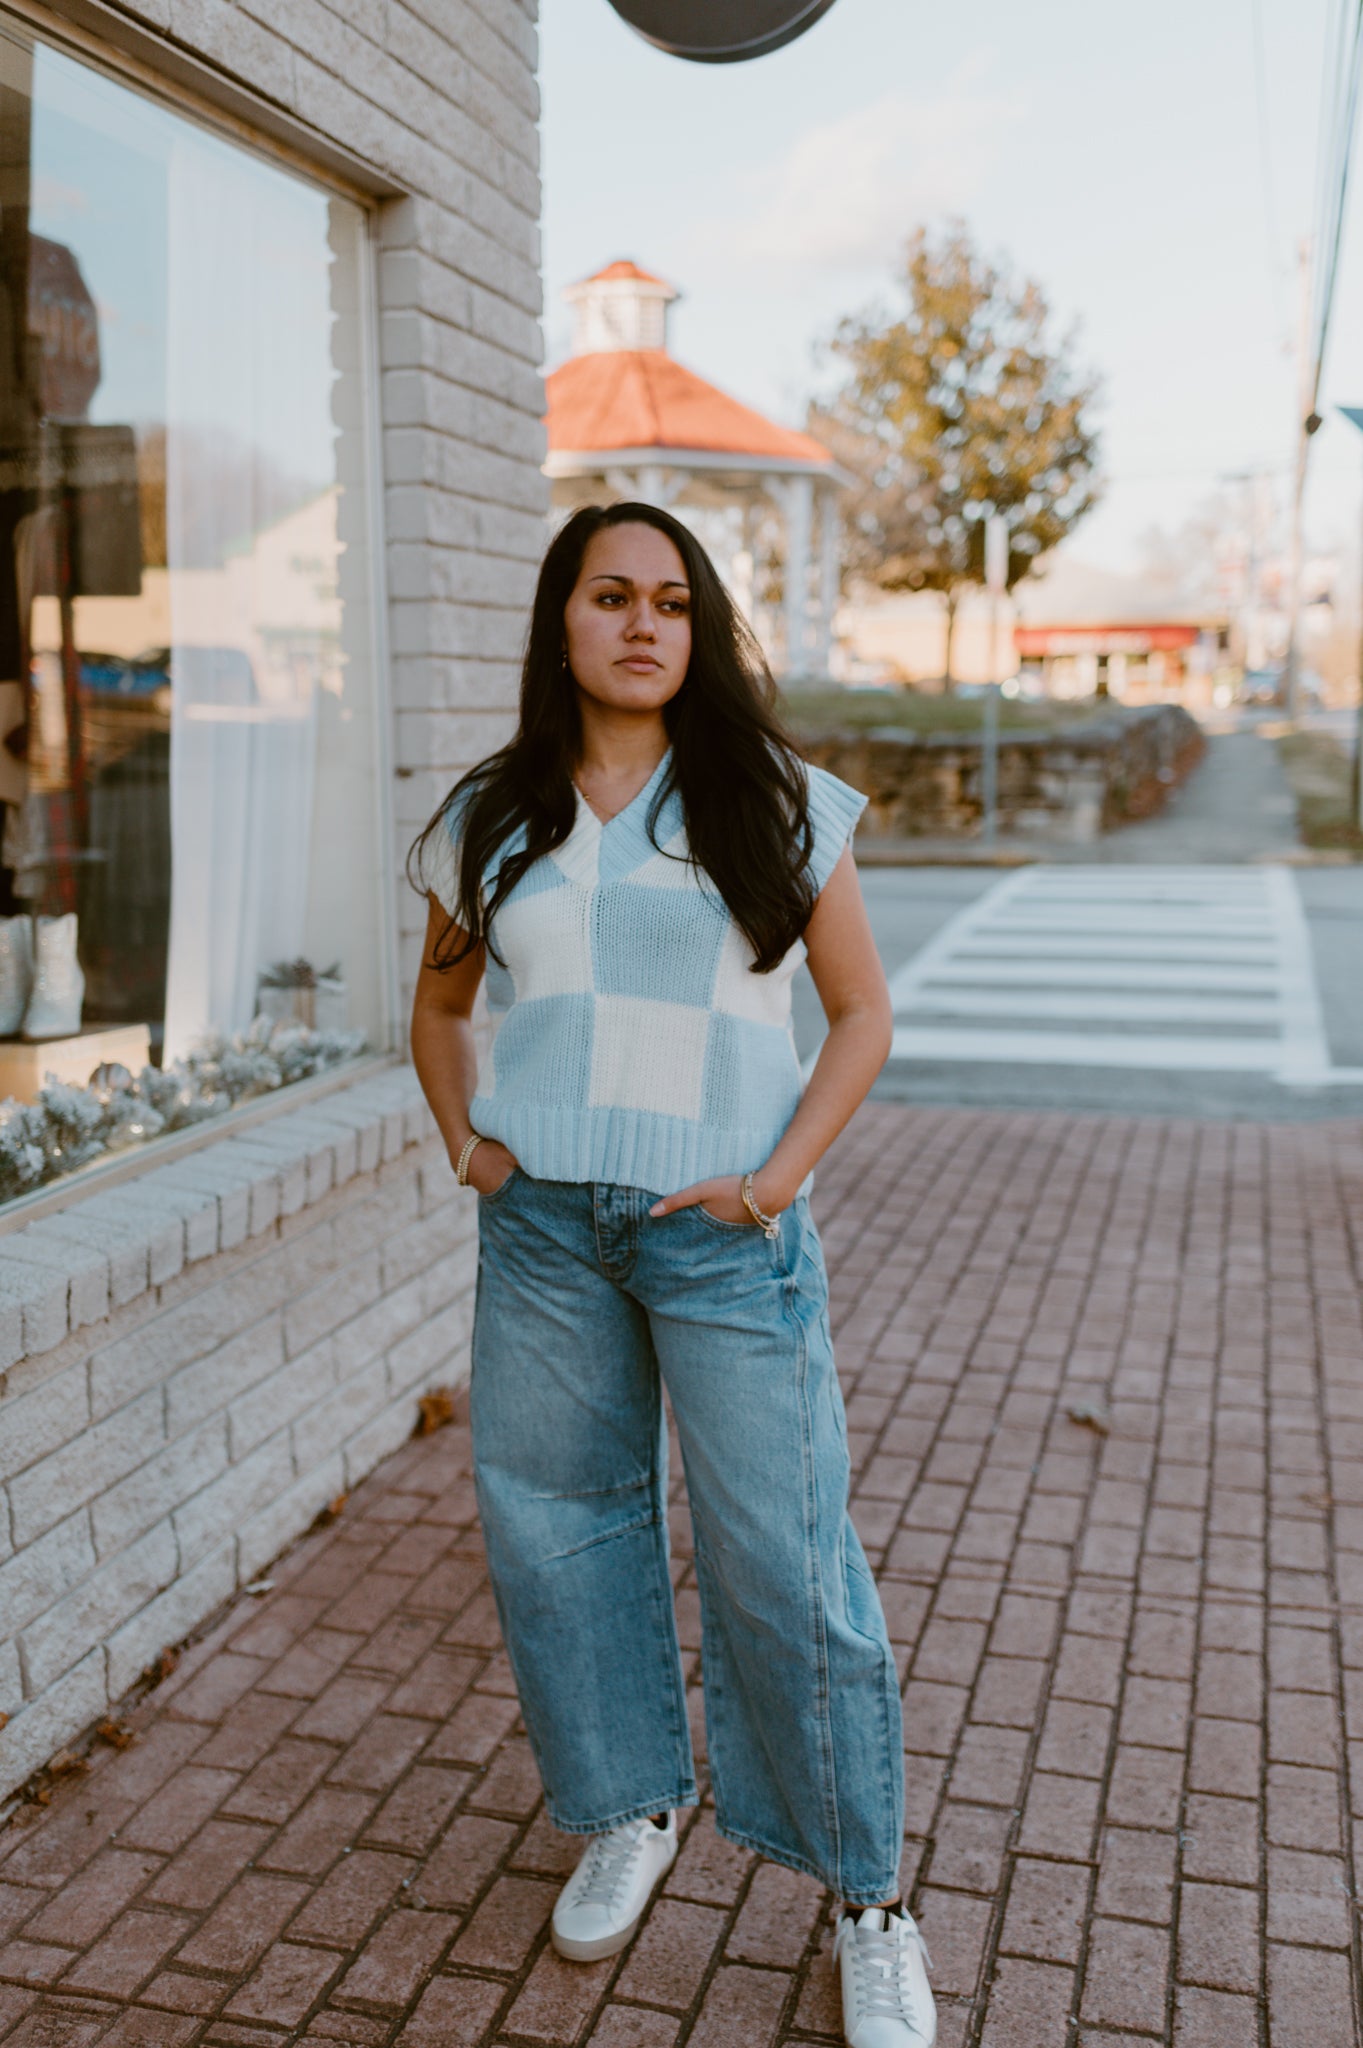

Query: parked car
[[1238, 665, 1324, 707], [1239, 667, 1284, 705]]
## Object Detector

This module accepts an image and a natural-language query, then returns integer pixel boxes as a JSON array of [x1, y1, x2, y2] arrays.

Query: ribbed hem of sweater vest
[[468, 1097, 814, 1198]]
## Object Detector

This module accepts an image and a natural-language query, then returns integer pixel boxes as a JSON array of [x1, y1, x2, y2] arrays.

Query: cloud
[[684, 67, 1028, 287]]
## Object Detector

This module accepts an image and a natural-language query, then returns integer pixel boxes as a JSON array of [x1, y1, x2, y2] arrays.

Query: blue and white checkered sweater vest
[[425, 751, 867, 1196]]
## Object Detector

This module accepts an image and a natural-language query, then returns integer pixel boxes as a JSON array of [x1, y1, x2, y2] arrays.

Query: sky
[[541, 0, 1363, 582]]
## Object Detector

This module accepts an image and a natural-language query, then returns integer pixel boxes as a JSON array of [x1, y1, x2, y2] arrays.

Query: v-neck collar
[[555, 747, 677, 889], [572, 746, 672, 830]]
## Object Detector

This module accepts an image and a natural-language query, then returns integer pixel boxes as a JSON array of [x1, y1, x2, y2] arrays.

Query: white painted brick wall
[[0, 0, 544, 1799], [1, 1069, 484, 1799]]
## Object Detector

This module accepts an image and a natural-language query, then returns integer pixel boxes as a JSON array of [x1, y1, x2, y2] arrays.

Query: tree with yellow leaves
[[813, 222, 1101, 687]]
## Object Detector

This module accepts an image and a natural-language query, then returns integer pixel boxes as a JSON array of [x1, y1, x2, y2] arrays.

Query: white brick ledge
[[0, 1063, 434, 1374]]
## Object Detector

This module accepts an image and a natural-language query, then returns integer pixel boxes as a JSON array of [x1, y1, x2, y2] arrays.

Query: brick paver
[[1, 1103, 1361, 2045]]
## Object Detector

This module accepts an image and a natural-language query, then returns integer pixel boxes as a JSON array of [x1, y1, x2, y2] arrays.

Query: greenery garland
[[0, 1015, 368, 1207]]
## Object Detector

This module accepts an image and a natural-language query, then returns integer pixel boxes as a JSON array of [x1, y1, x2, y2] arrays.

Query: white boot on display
[[22, 913, 84, 1040], [0, 915, 33, 1035]]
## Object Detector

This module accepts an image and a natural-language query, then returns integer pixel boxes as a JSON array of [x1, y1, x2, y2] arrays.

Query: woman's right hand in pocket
[[465, 1139, 519, 1196]]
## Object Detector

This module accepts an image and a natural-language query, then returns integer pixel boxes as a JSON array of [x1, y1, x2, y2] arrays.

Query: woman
[[410, 503, 935, 2048]]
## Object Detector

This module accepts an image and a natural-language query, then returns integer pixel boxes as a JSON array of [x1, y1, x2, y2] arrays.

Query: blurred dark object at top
[[606, 0, 840, 62]]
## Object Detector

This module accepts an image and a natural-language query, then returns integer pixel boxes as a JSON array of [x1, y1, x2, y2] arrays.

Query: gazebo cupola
[[564, 259, 678, 354], [546, 260, 849, 679]]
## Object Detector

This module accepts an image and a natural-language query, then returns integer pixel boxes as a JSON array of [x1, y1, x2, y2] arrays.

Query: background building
[[839, 555, 1231, 704]]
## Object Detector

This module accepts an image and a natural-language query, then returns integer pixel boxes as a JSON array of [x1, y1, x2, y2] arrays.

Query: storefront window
[[0, 22, 385, 1182]]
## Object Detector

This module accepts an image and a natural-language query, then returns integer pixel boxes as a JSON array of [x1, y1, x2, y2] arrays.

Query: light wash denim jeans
[[470, 1171, 905, 1905]]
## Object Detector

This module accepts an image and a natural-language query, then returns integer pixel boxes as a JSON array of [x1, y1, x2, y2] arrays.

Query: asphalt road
[[793, 863, 1363, 1123]]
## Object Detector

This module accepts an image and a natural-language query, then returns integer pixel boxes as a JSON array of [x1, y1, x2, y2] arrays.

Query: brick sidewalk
[[1, 1103, 1361, 2047]]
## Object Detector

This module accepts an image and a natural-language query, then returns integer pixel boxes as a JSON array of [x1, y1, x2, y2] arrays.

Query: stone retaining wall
[[801, 703, 1205, 842]]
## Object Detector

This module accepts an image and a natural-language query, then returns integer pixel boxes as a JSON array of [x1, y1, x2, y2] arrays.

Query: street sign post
[[1335, 406, 1363, 829], [981, 514, 1008, 847], [606, 0, 841, 62]]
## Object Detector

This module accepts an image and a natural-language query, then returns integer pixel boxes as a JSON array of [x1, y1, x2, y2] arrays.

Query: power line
[[1284, 0, 1363, 711], [1309, 0, 1363, 416], [1249, 0, 1286, 307], [1313, 0, 1350, 282]]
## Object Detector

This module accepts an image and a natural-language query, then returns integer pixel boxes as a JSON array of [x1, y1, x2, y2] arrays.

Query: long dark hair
[[410, 502, 815, 974]]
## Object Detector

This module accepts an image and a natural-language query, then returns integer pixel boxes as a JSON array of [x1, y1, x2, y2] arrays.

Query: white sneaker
[[551, 1812, 678, 1961], [835, 1905, 936, 2047]]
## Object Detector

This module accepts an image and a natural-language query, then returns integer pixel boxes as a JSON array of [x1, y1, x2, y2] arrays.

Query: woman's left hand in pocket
[[649, 1175, 752, 1225]]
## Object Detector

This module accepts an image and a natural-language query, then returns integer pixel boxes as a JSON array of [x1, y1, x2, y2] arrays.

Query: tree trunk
[[942, 590, 959, 691]]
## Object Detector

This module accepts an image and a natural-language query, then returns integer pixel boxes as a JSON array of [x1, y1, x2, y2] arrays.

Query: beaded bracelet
[[455, 1133, 485, 1187], [741, 1171, 780, 1240]]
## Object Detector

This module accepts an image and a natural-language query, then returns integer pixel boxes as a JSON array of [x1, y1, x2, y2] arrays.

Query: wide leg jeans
[[469, 1172, 905, 1906]]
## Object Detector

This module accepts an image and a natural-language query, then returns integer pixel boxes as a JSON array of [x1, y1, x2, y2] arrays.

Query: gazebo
[[545, 261, 845, 678]]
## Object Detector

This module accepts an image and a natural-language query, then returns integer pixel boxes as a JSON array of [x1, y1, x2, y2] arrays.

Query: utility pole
[[1350, 479, 1358, 823], [1283, 239, 1316, 721], [1340, 406, 1363, 827]]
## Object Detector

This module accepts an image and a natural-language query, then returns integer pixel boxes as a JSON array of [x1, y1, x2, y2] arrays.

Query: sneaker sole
[[551, 1910, 644, 1962]]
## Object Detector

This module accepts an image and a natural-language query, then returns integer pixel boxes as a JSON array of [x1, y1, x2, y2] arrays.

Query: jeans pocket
[[694, 1202, 757, 1234], [479, 1165, 523, 1208]]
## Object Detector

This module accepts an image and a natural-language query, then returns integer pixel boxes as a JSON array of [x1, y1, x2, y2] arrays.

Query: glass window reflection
[[0, 25, 383, 1100]]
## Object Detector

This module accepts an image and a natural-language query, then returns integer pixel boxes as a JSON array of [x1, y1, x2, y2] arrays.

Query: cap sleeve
[[417, 780, 477, 918], [804, 762, 868, 895]]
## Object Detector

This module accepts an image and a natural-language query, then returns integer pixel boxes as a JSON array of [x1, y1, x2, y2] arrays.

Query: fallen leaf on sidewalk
[[32, 1749, 90, 1801], [142, 1646, 180, 1687], [1066, 1401, 1112, 1436], [95, 1719, 135, 1751], [312, 1493, 347, 1529], [0, 1712, 8, 1733], [416, 1388, 456, 1435]]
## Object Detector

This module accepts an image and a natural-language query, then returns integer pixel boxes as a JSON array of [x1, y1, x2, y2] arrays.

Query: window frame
[[0, 0, 403, 1224], [3, 0, 404, 204]]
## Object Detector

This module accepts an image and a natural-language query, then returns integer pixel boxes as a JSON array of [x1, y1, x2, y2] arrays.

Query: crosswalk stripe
[[952, 937, 1277, 960], [883, 864, 1336, 1083], [986, 912, 1273, 933], [919, 959, 1283, 991], [908, 989, 1282, 1025], [888, 1026, 1287, 1071]]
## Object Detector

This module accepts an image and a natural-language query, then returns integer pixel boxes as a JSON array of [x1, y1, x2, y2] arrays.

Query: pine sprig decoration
[[0, 1018, 367, 1204]]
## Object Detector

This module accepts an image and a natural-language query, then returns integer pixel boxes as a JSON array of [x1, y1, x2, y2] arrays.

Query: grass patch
[[779, 685, 1111, 737], [1276, 730, 1363, 854]]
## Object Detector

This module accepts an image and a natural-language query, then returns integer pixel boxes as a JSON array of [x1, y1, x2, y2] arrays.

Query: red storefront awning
[[1015, 622, 1201, 658]]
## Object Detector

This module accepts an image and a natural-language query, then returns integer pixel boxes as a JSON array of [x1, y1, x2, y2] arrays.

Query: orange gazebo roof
[[546, 349, 833, 468]]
